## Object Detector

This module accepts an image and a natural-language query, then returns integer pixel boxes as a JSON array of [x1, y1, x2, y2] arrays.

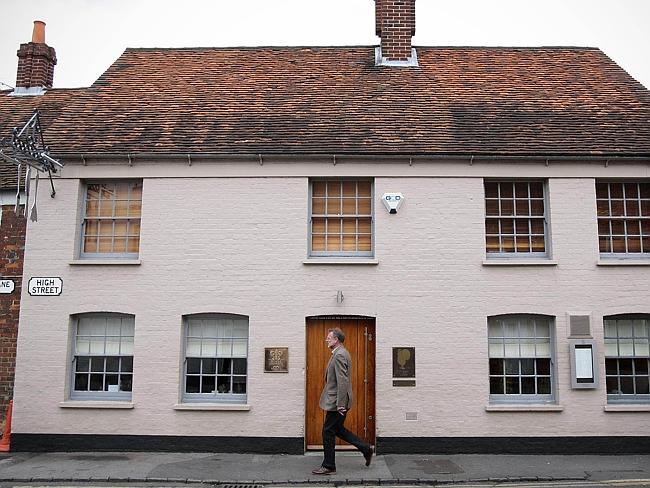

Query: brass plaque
[[392, 347, 415, 378], [264, 347, 289, 373], [393, 379, 416, 387]]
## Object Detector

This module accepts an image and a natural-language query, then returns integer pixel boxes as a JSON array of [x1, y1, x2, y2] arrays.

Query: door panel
[[305, 316, 375, 449]]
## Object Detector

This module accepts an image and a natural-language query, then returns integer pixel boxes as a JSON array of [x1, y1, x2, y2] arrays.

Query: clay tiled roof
[[2, 46, 650, 170], [0, 88, 84, 189]]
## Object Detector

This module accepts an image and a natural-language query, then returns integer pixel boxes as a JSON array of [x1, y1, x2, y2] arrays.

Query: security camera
[[382, 193, 404, 214]]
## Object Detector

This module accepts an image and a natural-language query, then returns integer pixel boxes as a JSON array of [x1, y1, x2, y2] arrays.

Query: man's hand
[[337, 406, 346, 415]]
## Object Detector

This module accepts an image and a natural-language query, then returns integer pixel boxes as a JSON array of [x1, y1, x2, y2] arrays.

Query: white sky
[[1, 0, 649, 90]]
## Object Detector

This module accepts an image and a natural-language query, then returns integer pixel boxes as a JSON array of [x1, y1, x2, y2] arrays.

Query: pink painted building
[[3, 2, 650, 453]]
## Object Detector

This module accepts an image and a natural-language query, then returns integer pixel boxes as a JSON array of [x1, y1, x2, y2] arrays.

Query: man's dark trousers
[[322, 410, 371, 469]]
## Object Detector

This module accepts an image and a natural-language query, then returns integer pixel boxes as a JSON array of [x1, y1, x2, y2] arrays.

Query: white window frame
[[80, 180, 142, 259], [181, 314, 249, 404], [484, 180, 550, 259], [596, 181, 650, 259], [604, 314, 650, 404], [70, 313, 135, 401], [308, 178, 374, 257], [488, 314, 556, 404]]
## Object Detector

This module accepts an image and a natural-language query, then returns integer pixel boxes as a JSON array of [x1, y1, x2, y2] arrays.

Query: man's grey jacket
[[319, 345, 354, 411]]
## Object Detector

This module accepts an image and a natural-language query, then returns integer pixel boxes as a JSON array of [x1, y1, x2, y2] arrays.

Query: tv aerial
[[0, 109, 63, 221]]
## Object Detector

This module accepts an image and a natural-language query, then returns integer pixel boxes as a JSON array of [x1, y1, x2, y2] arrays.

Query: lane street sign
[[0, 279, 15, 294]]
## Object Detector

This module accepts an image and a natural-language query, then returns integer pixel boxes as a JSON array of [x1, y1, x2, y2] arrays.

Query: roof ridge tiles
[[121, 45, 601, 52]]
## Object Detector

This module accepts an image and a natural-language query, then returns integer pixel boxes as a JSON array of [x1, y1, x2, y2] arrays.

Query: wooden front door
[[305, 316, 376, 450]]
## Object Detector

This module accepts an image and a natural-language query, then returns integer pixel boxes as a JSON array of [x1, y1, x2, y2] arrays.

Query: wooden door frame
[[304, 315, 376, 452]]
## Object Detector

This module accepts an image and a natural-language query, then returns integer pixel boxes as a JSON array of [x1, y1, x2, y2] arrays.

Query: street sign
[[0, 279, 15, 294], [28, 277, 63, 296]]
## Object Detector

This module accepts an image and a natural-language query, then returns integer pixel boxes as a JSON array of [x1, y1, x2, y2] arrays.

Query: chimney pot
[[32, 20, 46, 43], [15, 20, 57, 92]]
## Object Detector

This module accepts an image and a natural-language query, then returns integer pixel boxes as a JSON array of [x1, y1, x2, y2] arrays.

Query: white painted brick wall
[[12, 167, 650, 438]]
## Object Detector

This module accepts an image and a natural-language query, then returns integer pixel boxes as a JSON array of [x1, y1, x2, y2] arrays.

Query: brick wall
[[0, 206, 26, 423]]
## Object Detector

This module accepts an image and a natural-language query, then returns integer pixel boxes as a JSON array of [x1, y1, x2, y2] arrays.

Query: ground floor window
[[488, 314, 555, 403], [183, 314, 249, 404], [605, 314, 650, 403], [71, 313, 134, 400]]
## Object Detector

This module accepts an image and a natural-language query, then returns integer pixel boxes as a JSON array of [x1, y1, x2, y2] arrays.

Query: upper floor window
[[182, 314, 249, 404], [488, 314, 555, 403], [604, 314, 650, 403], [81, 181, 142, 258], [310, 179, 373, 257], [71, 313, 134, 401], [485, 181, 548, 257], [596, 182, 650, 256]]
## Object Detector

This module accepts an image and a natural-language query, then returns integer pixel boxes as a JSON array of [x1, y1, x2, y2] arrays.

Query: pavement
[[1, 451, 650, 486]]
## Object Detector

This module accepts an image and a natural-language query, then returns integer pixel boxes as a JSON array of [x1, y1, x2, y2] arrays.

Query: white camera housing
[[382, 192, 404, 214]]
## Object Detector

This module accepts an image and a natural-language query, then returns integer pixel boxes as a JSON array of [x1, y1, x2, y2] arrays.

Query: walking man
[[312, 327, 373, 475]]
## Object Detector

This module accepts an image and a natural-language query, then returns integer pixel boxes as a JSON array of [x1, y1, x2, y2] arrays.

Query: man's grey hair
[[328, 327, 345, 343]]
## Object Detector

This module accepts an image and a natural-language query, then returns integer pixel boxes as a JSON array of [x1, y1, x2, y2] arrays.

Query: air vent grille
[[569, 315, 591, 337]]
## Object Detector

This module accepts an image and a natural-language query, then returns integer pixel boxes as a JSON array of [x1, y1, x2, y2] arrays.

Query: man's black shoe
[[364, 446, 374, 466], [312, 466, 336, 475]]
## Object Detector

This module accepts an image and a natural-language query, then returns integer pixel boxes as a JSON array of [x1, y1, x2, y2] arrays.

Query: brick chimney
[[15, 20, 57, 93], [375, 0, 417, 66]]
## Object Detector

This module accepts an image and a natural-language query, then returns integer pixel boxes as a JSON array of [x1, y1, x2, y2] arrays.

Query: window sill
[[597, 259, 650, 266], [604, 405, 650, 412], [69, 259, 141, 265], [485, 404, 564, 412], [303, 258, 378, 265], [483, 259, 558, 266], [59, 401, 134, 409], [173, 403, 251, 411]]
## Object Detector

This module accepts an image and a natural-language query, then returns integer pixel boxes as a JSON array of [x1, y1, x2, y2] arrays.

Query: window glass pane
[[520, 359, 535, 375], [327, 181, 341, 197], [74, 374, 89, 391], [618, 320, 633, 336], [121, 356, 133, 372], [604, 321, 617, 338], [505, 358, 519, 374], [105, 356, 120, 372], [501, 200, 514, 216], [105, 337, 120, 355], [233, 376, 247, 394], [500, 183, 514, 198], [217, 339, 232, 356], [90, 374, 104, 391], [489, 358, 503, 375], [203, 358, 216, 374], [619, 339, 634, 357], [186, 338, 201, 356], [505, 377, 520, 394], [75, 338, 90, 355], [186, 376, 200, 393], [312, 218, 326, 233], [484, 182, 499, 198], [119, 375, 132, 392], [635, 339, 649, 356], [232, 339, 248, 357], [504, 319, 517, 337], [89, 338, 105, 354], [519, 340, 535, 357], [521, 377, 536, 394], [76, 356, 90, 372], [312, 198, 325, 214], [357, 198, 371, 215], [342, 198, 356, 214], [488, 341, 504, 358], [201, 376, 216, 394], [489, 377, 504, 394], [636, 377, 649, 395], [105, 375, 119, 391], [217, 376, 231, 393], [120, 337, 134, 355], [537, 377, 551, 394], [357, 181, 371, 197], [485, 200, 499, 216], [326, 198, 341, 215], [606, 376, 619, 394], [504, 341, 519, 358], [535, 320, 550, 337], [605, 358, 618, 375], [537, 358, 551, 375], [187, 358, 201, 374], [535, 340, 551, 357], [620, 377, 634, 394], [530, 183, 544, 198], [312, 181, 326, 197], [202, 339, 218, 357], [619, 359, 634, 375], [634, 358, 649, 375]]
